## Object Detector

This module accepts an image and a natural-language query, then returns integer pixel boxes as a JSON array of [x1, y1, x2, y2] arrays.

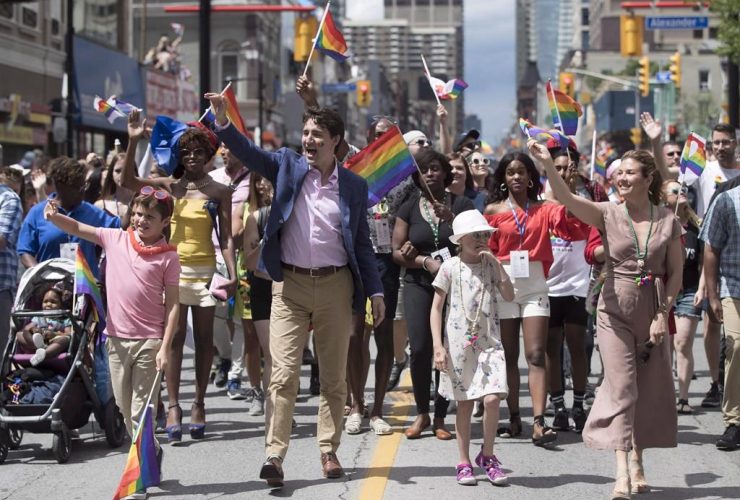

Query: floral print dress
[[432, 256, 509, 401]]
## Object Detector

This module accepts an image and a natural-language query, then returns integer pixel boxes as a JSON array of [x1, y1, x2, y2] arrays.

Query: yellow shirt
[[169, 199, 216, 272]]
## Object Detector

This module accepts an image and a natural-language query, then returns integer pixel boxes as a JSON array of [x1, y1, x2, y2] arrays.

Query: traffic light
[[638, 56, 650, 97], [669, 51, 681, 88], [559, 72, 575, 98], [620, 15, 643, 57], [294, 16, 317, 62], [630, 127, 642, 147], [356, 80, 371, 107]]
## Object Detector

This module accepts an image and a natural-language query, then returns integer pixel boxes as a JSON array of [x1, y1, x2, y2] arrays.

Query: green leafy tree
[[710, 0, 740, 63]]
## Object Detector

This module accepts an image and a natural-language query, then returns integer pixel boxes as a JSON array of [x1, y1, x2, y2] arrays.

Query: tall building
[[556, 0, 574, 73], [516, 0, 536, 86], [534, 0, 561, 83]]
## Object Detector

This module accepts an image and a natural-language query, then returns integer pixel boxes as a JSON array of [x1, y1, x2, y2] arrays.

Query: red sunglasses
[[139, 186, 173, 209]]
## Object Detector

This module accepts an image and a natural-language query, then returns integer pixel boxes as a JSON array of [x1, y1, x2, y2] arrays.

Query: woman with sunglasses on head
[[447, 153, 486, 213], [121, 110, 237, 443], [96, 153, 134, 220], [661, 180, 703, 415], [483, 151, 590, 448], [467, 151, 491, 196], [530, 140, 682, 499]]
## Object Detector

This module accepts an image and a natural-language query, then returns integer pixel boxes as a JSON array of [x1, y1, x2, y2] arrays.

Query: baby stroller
[[0, 259, 125, 464]]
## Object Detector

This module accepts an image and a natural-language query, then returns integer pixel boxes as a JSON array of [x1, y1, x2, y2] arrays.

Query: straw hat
[[449, 210, 497, 245]]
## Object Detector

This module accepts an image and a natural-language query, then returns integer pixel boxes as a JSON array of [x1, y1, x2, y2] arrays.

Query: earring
[[528, 180, 534, 188], [500, 183, 507, 191]]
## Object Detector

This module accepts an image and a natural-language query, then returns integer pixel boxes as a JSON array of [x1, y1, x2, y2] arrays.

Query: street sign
[[646, 17, 708, 30], [320, 82, 357, 93], [656, 71, 672, 83]]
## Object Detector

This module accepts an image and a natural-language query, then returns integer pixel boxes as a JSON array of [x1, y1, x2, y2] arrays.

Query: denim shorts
[[674, 288, 702, 318]]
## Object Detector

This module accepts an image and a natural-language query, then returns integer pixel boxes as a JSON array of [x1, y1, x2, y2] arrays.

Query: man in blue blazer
[[206, 92, 384, 486]]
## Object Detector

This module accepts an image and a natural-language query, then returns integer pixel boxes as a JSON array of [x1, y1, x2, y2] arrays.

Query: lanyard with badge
[[507, 198, 530, 279], [422, 194, 451, 262], [50, 196, 79, 261], [373, 200, 392, 248]]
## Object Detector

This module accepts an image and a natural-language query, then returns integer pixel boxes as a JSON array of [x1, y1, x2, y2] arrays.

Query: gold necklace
[[178, 175, 213, 190]]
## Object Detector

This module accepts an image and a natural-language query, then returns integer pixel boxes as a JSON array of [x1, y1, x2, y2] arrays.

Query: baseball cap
[[453, 129, 481, 152], [18, 151, 35, 169], [546, 137, 579, 156]]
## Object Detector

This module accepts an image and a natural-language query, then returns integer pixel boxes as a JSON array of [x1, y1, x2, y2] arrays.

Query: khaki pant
[[106, 337, 162, 448], [265, 267, 353, 459], [721, 298, 740, 426]]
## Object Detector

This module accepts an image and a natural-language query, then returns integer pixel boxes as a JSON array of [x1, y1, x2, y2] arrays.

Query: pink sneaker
[[475, 450, 508, 485], [456, 463, 477, 485]]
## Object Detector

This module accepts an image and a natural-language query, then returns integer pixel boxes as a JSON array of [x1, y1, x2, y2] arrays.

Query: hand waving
[[203, 92, 228, 126], [31, 169, 47, 191], [127, 109, 147, 141], [43, 198, 58, 221], [639, 112, 662, 141]]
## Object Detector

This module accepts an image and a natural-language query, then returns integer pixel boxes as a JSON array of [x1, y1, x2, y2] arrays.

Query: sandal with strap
[[629, 460, 650, 494], [165, 404, 182, 444], [189, 402, 206, 440], [676, 398, 693, 415], [497, 412, 521, 438], [345, 413, 362, 435], [611, 474, 632, 500], [531, 415, 557, 447]]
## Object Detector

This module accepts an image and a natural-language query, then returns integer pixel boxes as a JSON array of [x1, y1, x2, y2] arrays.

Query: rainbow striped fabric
[[112, 405, 160, 500], [345, 126, 416, 208], [546, 82, 582, 136], [75, 246, 106, 332], [205, 86, 248, 137], [519, 118, 570, 151], [314, 9, 353, 61], [679, 132, 707, 185], [425, 72, 468, 100], [93, 96, 125, 124], [594, 154, 607, 178]]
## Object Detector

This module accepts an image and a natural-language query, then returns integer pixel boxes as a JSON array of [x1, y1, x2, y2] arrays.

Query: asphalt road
[[1, 320, 739, 500]]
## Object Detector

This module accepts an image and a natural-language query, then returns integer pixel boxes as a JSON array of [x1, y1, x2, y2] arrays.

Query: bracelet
[[422, 256, 430, 271]]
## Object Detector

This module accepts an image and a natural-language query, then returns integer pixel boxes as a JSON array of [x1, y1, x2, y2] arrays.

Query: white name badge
[[431, 247, 452, 262], [509, 250, 530, 279], [374, 218, 391, 247], [60, 242, 79, 261]]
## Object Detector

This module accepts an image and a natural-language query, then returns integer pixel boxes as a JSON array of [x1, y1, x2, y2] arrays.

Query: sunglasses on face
[[468, 157, 490, 167], [669, 186, 689, 195], [462, 141, 481, 151], [666, 151, 681, 157], [469, 231, 492, 241], [180, 148, 206, 158], [413, 139, 432, 147]]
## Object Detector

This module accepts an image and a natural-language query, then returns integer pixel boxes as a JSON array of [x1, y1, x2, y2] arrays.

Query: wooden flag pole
[[421, 54, 442, 106], [302, 1, 331, 78], [199, 82, 232, 123]]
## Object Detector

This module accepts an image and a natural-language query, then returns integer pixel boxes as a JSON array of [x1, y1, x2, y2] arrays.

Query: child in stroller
[[16, 281, 73, 366]]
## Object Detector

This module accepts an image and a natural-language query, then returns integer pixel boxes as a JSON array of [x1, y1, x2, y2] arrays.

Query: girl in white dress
[[431, 210, 515, 486]]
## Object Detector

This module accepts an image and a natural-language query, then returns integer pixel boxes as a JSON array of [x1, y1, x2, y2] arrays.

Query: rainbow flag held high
[[75, 247, 106, 332], [519, 118, 570, 151], [345, 126, 416, 208], [679, 132, 707, 185], [423, 68, 468, 100], [111, 405, 160, 500], [206, 86, 248, 137], [546, 82, 582, 136], [314, 9, 353, 61], [109, 97, 139, 116], [93, 96, 126, 124]]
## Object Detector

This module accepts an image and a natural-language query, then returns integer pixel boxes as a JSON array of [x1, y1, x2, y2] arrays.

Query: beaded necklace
[[127, 228, 178, 255], [178, 175, 213, 190], [421, 191, 447, 250], [624, 203, 654, 287], [458, 256, 487, 348]]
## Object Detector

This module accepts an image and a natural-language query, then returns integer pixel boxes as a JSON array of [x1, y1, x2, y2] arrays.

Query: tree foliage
[[710, 0, 740, 63]]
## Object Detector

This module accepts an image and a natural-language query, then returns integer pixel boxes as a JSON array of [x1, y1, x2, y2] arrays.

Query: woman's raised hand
[[527, 139, 551, 165], [127, 109, 147, 141]]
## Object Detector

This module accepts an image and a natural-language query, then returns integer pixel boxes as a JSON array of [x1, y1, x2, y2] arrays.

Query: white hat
[[449, 210, 497, 245], [403, 130, 425, 145], [606, 158, 621, 179], [8, 164, 30, 176]]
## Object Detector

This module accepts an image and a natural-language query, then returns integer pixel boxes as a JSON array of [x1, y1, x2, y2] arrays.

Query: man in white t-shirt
[[693, 123, 740, 218]]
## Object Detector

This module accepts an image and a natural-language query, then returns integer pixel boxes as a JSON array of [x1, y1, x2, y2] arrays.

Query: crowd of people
[[1, 77, 739, 500]]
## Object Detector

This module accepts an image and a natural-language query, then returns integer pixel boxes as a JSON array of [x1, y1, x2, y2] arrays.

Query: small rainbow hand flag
[[314, 9, 353, 61], [170, 22, 184, 37], [546, 81, 582, 136], [345, 126, 416, 208], [112, 405, 160, 500], [94, 96, 126, 124], [75, 246, 106, 332], [594, 153, 607, 178], [519, 118, 571, 151], [109, 97, 139, 116], [423, 66, 468, 100], [679, 132, 707, 185], [205, 85, 248, 137]]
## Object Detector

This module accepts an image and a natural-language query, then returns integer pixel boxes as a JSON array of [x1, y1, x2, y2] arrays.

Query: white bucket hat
[[449, 210, 497, 245]]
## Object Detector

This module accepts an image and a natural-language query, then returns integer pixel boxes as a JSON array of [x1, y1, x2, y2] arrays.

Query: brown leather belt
[[281, 263, 344, 278]]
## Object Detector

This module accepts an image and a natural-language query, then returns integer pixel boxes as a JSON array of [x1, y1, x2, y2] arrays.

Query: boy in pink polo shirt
[[45, 187, 180, 500]]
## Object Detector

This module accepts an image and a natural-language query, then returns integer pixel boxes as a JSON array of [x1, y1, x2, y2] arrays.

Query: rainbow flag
[[594, 153, 607, 178], [206, 86, 248, 137], [424, 69, 468, 100], [112, 405, 160, 500], [171, 22, 184, 37], [75, 246, 106, 332], [546, 82, 582, 136], [314, 9, 353, 61], [519, 118, 570, 151], [679, 132, 707, 185], [93, 96, 125, 124], [110, 97, 138, 116], [480, 140, 494, 155], [345, 126, 416, 208]]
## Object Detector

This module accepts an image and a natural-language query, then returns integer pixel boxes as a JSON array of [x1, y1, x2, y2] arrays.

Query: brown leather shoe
[[259, 457, 284, 487], [404, 413, 431, 439], [321, 452, 344, 478], [432, 418, 453, 440]]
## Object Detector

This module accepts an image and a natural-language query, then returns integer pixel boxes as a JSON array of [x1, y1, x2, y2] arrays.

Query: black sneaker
[[387, 355, 408, 392], [302, 348, 314, 365], [572, 406, 587, 433], [716, 425, 739, 451], [214, 359, 231, 388], [701, 382, 721, 408], [552, 406, 570, 431]]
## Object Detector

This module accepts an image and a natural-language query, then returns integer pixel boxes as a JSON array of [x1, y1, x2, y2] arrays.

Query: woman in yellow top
[[121, 110, 237, 442]]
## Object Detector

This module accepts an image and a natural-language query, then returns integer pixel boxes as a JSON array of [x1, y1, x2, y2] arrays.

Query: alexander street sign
[[646, 17, 709, 30]]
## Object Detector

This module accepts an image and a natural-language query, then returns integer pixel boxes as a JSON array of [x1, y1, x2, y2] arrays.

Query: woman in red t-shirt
[[483, 152, 590, 447]]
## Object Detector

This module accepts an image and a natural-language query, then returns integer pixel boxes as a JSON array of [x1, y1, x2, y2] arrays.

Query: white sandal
[[345, 413, 362, 434], [369, 417, 393, 435]]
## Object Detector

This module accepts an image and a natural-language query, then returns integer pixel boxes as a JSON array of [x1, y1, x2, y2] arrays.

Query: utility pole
[[65, 0, 75, 156], [199, 0, 211, 112]]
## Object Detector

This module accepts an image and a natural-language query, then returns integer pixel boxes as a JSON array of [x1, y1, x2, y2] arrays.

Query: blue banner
[[73, 36, 145, 131]]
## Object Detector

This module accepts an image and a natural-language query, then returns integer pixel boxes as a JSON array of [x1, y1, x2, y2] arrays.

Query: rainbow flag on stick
[[594, 153, 607, 179], [345, 126, 417, 208], [203, 83, 248, 137], [679, 132, 707, 185], [519, 118, 571, 151], [74, 247, 106, 332], [546, 81, 582, 136], [421, 55, 468, 100], [93, 96, 126, 124], [313, 8, 353, 61]]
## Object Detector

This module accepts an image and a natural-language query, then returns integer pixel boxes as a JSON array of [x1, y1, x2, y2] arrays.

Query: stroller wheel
[[104, 399, 126, 448], [0, 428, 9, 464], [52, 424, 72, 464], [8, 428, 23, 450]]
